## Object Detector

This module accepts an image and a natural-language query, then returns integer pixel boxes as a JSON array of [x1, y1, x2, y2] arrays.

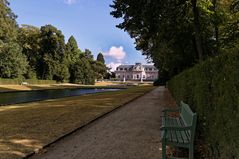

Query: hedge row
[[0, 78, 56, 85], [168, 49, 239, 158]]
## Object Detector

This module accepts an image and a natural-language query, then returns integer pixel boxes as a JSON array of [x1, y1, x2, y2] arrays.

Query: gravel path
[[30, 87, 170, 159]]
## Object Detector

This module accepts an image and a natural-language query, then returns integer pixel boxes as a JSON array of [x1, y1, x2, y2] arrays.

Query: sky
[[9, 0, 149, 71]]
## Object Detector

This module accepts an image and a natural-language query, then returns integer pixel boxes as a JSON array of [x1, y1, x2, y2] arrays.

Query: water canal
[[0, 88, 121, 106]]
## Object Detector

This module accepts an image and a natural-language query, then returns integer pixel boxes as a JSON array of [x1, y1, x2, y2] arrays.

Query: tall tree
[[92, 61, 107, 80], [18, 25, 41, 78], [65, 35, 81, 64], [96, 52, 105, 64], [84, 49, 94, 60], [110, 0, 198, 79], [71, 57, 95, 85], [65, 35, 82, 82], [110, 0, 239, 80], [0, 42, 28, 78], [0, 0, 28, 78], [39, 24, 69, 81], [0, 0, 18, 43], [192, 0, 204, 61]]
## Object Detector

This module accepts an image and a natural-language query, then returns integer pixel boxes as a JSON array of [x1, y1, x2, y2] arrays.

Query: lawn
[[0, 82, 123, 93], [0, 85, 154, 159]]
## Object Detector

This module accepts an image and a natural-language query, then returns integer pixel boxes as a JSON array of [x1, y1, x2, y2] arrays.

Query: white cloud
[[64, 0, 76, 5], [104, 46, 126, 62], [107, 62, 122, 71]]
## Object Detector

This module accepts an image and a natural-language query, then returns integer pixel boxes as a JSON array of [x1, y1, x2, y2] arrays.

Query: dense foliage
[[110, 0, 239, 80], [0, 0, 28, 79], [0, 0, 107, 84], [168, 49, 239, 158], [96, 52, 105, 64]]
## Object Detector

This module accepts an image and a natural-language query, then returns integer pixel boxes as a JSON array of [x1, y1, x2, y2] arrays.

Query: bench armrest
[[160, 126, 191, 131]]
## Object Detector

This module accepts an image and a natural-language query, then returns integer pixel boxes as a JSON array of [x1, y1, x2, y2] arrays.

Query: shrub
[[168, 49, 239, 158], [153, 79, 161, 86]]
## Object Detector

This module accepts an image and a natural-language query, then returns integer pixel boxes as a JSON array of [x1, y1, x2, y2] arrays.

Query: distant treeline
[[0, 0, 108, 85]]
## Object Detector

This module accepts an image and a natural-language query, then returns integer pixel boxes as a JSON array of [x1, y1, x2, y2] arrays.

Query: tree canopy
[[110, 0, 239, 80], [0, 0, 108, 84], [0, 0, 28, 79], [96, 52, 105, 64], [0, 0, 18, 43]]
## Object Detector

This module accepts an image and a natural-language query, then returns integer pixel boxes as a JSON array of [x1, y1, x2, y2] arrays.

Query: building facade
[[115, 63, 158, 81]]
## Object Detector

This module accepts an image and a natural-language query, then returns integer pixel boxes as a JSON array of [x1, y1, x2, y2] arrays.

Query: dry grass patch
[[0, 84, 85, 92], [0, 85, 154, 159]]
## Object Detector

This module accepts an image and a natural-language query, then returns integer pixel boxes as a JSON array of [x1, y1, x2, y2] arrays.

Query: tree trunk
[[192, 0, 203, 62], [213, 0, 219, 55]]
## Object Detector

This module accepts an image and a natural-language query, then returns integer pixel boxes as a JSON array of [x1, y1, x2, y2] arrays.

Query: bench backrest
[[180, 101, 197, 142]]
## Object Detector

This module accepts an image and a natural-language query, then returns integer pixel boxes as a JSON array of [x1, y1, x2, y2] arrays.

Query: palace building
[[115, 63, 158, 81]]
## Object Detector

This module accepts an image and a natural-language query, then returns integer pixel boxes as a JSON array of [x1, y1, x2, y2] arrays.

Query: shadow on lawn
[[0, 138, 43, 159], [0, 87, 17, 92]]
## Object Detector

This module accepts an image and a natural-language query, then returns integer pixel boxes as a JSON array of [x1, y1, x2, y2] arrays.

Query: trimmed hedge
[[0, 78, 56, 85], [168, 49, 239, 158]]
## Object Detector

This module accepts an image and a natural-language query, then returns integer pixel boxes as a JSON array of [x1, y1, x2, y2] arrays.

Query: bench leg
[[162, 140, 166, 159], [189, 144, 194, 159]]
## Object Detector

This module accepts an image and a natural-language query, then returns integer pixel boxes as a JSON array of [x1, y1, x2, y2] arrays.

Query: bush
[[153, 78, 167, 86], [168, 49, 239, 158], [153, 79, 161, 86]]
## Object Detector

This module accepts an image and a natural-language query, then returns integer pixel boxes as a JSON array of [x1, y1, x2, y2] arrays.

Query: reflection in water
[[0, 88, 120, 106]]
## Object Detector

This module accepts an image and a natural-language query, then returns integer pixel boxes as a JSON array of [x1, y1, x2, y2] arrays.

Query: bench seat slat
[[161, 101, 197, 159], [163, 130, 190, 144], [161, 116, 190, 144]]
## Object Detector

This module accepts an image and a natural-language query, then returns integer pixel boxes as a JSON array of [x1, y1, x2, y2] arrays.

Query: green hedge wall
[[168, 50, 239, 158], [0, 78, 56, 85]]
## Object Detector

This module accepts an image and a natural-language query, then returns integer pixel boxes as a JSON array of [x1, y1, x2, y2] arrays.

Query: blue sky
[[9, 0, 149, 70]]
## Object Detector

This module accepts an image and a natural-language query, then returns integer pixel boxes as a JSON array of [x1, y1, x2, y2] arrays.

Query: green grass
[[0, 85, 154, 159], [0, 79, 56, 85]]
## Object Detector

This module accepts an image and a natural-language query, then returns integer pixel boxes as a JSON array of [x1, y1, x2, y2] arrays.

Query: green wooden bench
[[161, 101, 197, 159]]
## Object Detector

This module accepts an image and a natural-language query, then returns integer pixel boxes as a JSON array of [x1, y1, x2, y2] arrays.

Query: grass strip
[[0, 84, 129, 93], [0, 85, 155, 159]]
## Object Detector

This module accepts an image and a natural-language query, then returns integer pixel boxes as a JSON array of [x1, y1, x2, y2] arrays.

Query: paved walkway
[[30, 87, 175, 159]]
